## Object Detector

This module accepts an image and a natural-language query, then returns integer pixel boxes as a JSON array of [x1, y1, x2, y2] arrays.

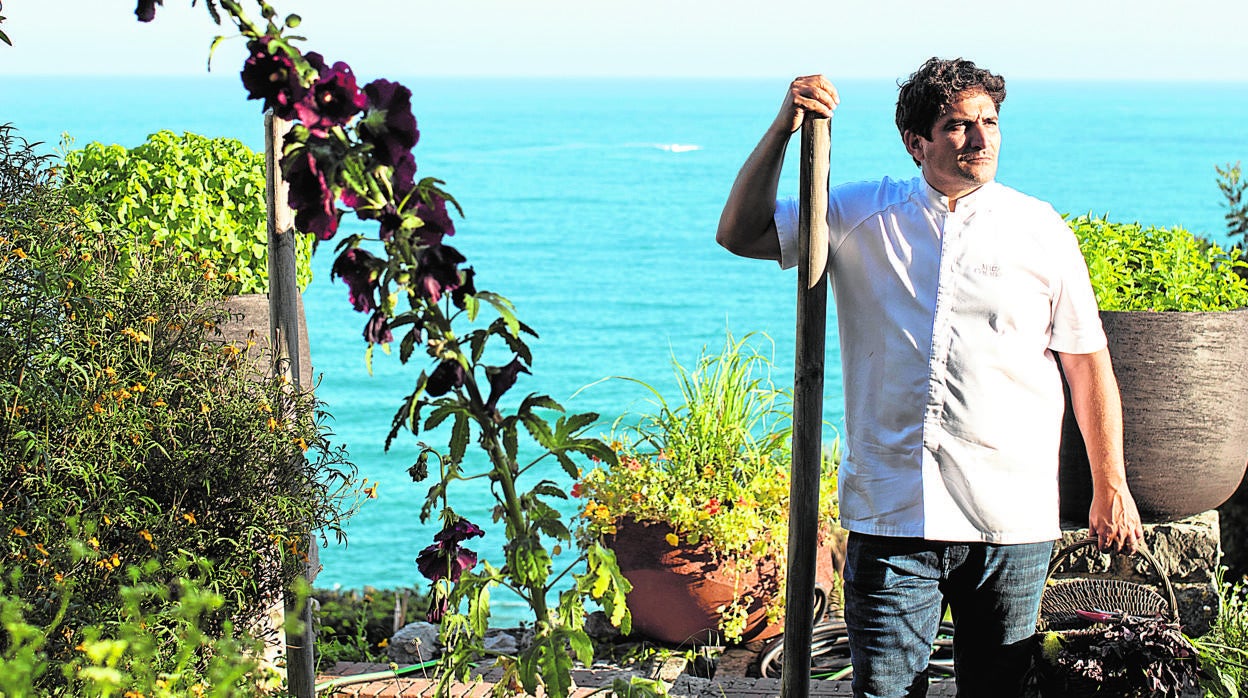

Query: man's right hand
[[774, 75, 840, 134]]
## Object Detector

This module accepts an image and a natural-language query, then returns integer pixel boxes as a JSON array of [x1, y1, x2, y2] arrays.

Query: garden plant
[[62, 129, 316, 295], [1067, 213, 1248, 312], [0, 122, 359, 693], [112, 1, 638, 696], [576, 332, 842, 643]]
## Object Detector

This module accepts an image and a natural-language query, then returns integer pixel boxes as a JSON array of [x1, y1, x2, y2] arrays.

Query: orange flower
[[704, 497, 721, 516]]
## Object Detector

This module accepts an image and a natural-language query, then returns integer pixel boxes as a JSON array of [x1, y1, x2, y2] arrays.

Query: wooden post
[[781, 114, 830, 698], [265, 110, 317, 698]]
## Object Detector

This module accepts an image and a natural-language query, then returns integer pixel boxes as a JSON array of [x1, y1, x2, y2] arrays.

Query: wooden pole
[[265, 110, 317, 698], [781, 114, 830, 698]]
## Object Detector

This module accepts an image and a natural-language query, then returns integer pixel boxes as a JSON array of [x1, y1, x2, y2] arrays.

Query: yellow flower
[[182, 512, 197, 525], [132, 383, 146, 393], [364, 482, 379, 499], [12, 527, 27, 537], [92, 402, 104, 414], [103, 515, 112, 525], [34, 543, 49, 556], [54, 572, 64, 584], [665, 533, 680, 547], [258, 402, 273, 414], [378, 638, 389, 649], [153, 399, 167, 408], [143, 315, 158, 324], [200, 402, 210, 414], [88, 536, 99, 549], [138, 530, 153, 544], [266, 416, 279, 431], [294, 436, 308, 451], [13, 247, 27, 259]]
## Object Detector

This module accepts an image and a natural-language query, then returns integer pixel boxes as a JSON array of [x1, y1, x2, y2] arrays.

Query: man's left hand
[[1088, 484, 1144, 553]]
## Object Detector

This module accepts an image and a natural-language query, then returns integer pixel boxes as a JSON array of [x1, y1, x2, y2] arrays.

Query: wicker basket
[[1037, 539, 1179, 632], [1031, 540, 1181, 697]]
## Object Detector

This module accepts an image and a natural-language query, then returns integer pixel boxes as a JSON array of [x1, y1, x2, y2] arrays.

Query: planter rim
[[1099, 306, 1248, 317]]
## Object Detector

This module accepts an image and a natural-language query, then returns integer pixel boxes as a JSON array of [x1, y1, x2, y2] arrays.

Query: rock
[[388, 621, 441, 664], [585, 611, 624, 643], [482, 629, 521, 655]]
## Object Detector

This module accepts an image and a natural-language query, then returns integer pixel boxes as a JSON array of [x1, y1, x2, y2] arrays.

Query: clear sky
[[3, 0, 1247, 81]]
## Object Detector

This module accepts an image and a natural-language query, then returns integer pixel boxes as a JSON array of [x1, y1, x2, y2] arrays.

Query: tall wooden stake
[[781, 114, 830, 698], [265, 110, 317, 698]]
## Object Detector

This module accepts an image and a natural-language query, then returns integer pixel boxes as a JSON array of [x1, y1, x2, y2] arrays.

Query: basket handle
[[1047, 539, 1180, 623]]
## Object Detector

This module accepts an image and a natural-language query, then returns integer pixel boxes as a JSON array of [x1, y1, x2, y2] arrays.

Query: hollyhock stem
[[436, 315, 549, 620]]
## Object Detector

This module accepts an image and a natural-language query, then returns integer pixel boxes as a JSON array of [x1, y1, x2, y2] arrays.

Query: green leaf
[[520, 413, 556, 450], [449, 413, 469, 465], [475, 291, 520, 337], [565, 629, 593, 668]]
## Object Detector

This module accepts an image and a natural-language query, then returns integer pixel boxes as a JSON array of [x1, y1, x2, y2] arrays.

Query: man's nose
[[966, 122, 988, 149]]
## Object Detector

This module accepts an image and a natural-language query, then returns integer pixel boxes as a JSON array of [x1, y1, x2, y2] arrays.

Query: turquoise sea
[[4, 76, 1246, 625]]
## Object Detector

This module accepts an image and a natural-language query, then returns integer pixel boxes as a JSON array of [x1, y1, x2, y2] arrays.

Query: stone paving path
[[315, 661, 960, 697]]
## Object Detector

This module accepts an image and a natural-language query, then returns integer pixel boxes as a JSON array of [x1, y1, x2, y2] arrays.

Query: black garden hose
[[757, 618, 956, 681]]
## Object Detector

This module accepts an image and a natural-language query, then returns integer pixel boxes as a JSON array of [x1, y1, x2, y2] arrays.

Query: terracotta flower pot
[[604, 517, 842, 646], [1059, 308, 1248, 525]]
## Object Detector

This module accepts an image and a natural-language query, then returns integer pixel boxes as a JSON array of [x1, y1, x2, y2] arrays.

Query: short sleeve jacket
[[776, 176, 1106, 543]]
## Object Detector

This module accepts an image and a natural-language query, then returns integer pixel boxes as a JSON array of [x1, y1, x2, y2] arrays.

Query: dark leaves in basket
[[1039, 614, 1201, 697]]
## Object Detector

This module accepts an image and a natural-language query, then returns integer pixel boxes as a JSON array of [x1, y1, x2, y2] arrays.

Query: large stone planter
[[218, 293, 313, 383], [604, 518, 842, 646], [1059, 308, 1248, 526]]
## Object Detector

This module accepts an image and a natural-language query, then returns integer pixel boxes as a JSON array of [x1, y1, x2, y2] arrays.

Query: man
[[716, 58, 1144, 697]]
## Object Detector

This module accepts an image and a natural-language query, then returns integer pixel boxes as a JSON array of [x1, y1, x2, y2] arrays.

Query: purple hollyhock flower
[[412, 244, 466, 303], [362, 311, 393, 345], [392, 150, 418, 194], [413, 194, 455, 246], [240, 37, 302, 120], [330, 248, 384, 313], [485, 357, 530, 412], [450, 267, 476, 310], [284, 147, 340, 239], [416, 518, 484, 583], [135, 0, 161, 21], [294, 56, 367, 135], [426, 586, 449, 624], [425, 359, 467, 397], [359, 79, 420, 169]]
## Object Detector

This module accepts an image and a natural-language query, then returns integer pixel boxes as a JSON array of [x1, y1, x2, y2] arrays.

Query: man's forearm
[[1059, 348, 1143, 551], [715, 124, 790, 260]]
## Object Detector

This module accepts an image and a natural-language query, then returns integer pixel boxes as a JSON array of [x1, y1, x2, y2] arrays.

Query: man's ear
[[902, 129, 925, 167]]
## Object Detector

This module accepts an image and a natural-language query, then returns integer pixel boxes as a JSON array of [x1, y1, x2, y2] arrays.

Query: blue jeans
[[842, 533, 1053, 698]]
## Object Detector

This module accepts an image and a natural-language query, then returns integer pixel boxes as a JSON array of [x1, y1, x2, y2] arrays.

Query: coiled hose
[[757, 619, 956, 682]]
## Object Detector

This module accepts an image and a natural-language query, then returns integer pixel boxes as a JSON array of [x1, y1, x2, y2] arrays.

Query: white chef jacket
[[776, 176, 1106, 543]]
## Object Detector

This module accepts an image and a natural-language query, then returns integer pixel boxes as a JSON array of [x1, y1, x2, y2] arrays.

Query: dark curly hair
[[895, 57, 1006, 140]]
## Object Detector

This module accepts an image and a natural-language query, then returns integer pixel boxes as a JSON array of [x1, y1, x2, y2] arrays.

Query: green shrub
[[1189, 570, 1248, 697], [0, 561, 282, 697], [62, 129, 314, 295], [0, 123, 359, 691], [1068, 213, 1248, 311], [313, 587, 427, 669]]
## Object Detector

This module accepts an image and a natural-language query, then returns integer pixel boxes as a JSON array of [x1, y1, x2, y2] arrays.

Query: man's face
[[903, 89, 1000, 201]]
